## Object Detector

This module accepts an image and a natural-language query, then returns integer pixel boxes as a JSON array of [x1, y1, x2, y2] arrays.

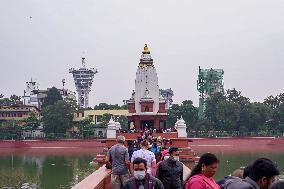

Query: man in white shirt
[[131, 140, 156, 176]]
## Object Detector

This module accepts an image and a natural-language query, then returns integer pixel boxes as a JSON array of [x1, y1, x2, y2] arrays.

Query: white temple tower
[[134, 44, 160, 114], [128, 45, 167, 130]]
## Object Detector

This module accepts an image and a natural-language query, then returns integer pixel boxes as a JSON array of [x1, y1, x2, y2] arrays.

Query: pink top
[[186, 174, 219, 189]]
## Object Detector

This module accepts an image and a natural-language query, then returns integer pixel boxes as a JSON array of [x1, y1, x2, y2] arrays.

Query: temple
[[127, 44, 167, 130]]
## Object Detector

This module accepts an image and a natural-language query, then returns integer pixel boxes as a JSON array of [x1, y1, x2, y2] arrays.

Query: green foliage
[[76, 117, 94, 138], [200, 89, 284, 136], [22, 112, 40, 130], [0, 122, 22, 139], [42, 87, 63, 108], [0, 94, 23, 106], [98, 113, 113, 127], [42, 99, 76, 134], [166, 100, 198, 130], [118, 115, 128, 130], [9, 95, 23, 105], [94, 103, 127, 110]]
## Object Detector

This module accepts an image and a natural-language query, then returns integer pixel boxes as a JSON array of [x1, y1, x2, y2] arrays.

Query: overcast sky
[[1, 0, 283, 107]]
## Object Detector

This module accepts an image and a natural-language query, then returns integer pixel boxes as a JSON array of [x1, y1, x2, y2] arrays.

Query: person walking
[[156, 147, 183, 189], [185, 152, 220, 189], [123, 157, 164, 189], [106, 135, 130, 189], [131, 140, 156, 176]]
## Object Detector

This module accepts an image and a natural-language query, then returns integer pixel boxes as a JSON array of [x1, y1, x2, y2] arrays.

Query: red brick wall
[[158, 103, 166, 113], [140, 102, 153, 112], [128, 103, 136, 113]]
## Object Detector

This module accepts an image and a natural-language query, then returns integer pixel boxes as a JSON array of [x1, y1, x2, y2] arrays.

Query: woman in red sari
[[185, 153, 220, 189]]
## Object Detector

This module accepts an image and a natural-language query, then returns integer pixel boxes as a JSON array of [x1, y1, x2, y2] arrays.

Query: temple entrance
[[140, 120, 154, 130], [160, 120, 166, 130]]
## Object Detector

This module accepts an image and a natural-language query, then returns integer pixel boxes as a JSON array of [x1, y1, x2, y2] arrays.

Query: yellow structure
[[73, 109, 128, 124], [0, 105, 40, 123]]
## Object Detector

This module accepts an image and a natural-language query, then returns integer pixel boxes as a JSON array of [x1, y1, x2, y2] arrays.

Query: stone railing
[[71, 166, 111, 189]]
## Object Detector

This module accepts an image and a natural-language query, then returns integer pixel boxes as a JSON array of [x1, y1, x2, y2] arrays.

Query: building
[[159, 88, 174, 109], [22, 79, 76, 110], [22, 127, 45, 138], [197, 66, 224, 117], [22, 79, 39, 107], [127, 44, 167, 130], [72, 109, 128, 138], [124, 89, 174, 110], [73, 109, 128, 124], [69, 57, 98, 108], [0, 105, 40, 125], [33, 88, 76, 110]]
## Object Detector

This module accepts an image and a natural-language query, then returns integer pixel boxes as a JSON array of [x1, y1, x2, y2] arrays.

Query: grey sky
[[1, 0, 283, 107]]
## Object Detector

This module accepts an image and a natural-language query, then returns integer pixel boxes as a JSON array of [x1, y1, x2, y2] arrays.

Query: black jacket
[[123, 174, 164, 189], [156, 158, 183, 189]]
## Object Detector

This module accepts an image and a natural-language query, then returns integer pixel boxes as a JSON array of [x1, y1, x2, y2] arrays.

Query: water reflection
[[0, 154, 98, 189]]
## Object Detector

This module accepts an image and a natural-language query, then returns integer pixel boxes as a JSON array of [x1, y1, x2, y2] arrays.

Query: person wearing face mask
[[123, 157, 164, 189], [156, 147, 183, 189]]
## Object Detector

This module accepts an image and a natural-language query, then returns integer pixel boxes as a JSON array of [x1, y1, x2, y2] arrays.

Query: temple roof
[[143, 44, 150, 54], [140, 44, 153, 65]]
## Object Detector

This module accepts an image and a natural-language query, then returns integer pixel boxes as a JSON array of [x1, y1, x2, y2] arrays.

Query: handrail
[[72, 165, 111, 189]]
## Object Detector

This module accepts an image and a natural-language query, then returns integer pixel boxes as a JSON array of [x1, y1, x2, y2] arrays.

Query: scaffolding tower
[[69, 57, 98, 108], [197, 66, 224, 118]]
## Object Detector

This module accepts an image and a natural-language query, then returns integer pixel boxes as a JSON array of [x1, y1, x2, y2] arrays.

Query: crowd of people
[[106, 135, 283, 189]]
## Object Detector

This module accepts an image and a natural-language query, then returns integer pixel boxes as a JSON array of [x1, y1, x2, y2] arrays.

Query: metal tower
[[69, 57, 98, 108], [197, 66, 224, 118]]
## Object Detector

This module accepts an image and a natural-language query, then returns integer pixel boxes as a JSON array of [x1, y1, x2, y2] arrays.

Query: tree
[[245, 102, 272, 133], [120, 104, 128, 110], [42, 87, 62, 108], [0, 94, 23, 106], [226, 88, 250, 108], [166, 101, 198, 130], [10, 95, 23, 105], [180, 100, 198, 130], [42, 99, 76, 134], [264, 95, 279, 109], [0, 120, 22, 139], [204, 92, 226, 129], [22, 112, 40, 130], [118, 115, 128, 130], [94, 103, 127, 110], [77, 117, 93, 138], [166, 104, 181, 128], [98, 113, 113, 127]]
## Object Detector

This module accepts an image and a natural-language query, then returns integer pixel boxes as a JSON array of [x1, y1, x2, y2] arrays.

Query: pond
[[1, 146, 284, 188], [0, 153, 99, 189]]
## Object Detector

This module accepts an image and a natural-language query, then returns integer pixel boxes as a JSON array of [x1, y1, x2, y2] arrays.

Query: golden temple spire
[[143, 44, 150, 54]]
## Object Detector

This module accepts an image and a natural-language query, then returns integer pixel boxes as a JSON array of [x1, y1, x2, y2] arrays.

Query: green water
[[208, 152, 284, 180], [0, 154, 98, 189], [0, 151, 284, 189]]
